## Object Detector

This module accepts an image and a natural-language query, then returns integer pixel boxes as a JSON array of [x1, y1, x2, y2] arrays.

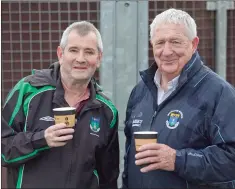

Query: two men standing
[[2, 8, 235, 189]]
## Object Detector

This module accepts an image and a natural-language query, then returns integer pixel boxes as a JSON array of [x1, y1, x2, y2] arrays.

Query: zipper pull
[[150, 111, 157, 126]]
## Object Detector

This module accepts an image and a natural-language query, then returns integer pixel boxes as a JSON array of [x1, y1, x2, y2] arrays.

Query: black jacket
[[1, 62, 119, 189], [122, 52, 235, 188]]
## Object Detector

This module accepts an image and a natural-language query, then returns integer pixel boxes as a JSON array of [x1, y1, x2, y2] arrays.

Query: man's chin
[[161, 67, 179, 74], [71, 75, 91, 83]]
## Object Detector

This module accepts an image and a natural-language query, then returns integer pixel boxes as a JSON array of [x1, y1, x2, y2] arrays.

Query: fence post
[[207, 0, 235, 79], [100, 0, 148, 129], [100, 1, 149, 187]]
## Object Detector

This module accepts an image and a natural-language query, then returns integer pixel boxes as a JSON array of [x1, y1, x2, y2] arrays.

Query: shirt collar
[[154, 69, 180, 90]]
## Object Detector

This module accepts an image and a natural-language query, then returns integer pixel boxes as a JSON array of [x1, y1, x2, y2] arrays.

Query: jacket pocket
[[208, 181, 235, 188], [197, 181, 235, 189]]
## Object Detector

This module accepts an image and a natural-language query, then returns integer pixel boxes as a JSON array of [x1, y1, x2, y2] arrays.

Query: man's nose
[[76, 52, 86, 63], [162, 42, 173, 56]]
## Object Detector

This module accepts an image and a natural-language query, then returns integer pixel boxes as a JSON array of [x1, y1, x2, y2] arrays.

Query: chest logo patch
[[90, 117, 100, 133], [132, 119, 143, 127], [131, 112, 143, 127], [166, 110, 183, 129]]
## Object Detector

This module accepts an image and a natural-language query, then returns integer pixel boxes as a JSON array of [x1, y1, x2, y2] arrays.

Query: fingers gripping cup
[[134, 131, 158, 152], [53, 107, 76, 127]]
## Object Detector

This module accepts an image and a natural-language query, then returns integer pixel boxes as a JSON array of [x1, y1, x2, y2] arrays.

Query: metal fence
[[2, 1, 235, 101], [1, 1, 100, 101], [227, 8, 235, 85], [149, 1, 216, 70]]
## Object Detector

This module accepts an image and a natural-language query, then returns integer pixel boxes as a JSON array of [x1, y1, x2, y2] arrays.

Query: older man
[[122, 8, 235, 188], [2, 21, 119, 189]]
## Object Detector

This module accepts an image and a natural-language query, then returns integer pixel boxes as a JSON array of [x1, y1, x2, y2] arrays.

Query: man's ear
[[57, 46, 63, 64], [96, 52, 103, 68], [192, 37, 199, 53]]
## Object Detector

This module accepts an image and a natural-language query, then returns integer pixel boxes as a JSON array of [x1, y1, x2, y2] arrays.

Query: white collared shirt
[[154, 69, 180, 105]]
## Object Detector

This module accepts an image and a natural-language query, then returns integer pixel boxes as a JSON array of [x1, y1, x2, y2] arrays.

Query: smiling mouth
[[162, 60, 177, 64], [73, 67, 87, 70]]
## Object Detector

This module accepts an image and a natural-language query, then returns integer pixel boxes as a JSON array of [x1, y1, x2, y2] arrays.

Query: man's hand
[[44, 123, 75, 147], [135, 143, 176, 172]]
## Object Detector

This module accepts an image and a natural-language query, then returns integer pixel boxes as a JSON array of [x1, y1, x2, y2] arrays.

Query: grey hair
[[150, 8, 197, 41], [60, 21, 103, 52]]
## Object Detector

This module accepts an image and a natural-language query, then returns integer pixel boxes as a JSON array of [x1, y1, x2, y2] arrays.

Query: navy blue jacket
[[122, 52, 235, 188]]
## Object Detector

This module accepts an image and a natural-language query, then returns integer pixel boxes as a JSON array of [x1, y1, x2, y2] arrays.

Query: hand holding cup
[[44, 107, 76, 147], [44, 123, 75, 147], [134, 131, 176, 172]]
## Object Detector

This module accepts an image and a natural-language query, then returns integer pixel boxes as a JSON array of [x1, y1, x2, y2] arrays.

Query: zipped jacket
[[2, 62, 119, 189], [122, 52, 235, 188]]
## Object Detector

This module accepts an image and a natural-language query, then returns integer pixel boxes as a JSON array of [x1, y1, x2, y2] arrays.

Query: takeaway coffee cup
[[53, 107, 76, 127], [134, 131, 158, 152]]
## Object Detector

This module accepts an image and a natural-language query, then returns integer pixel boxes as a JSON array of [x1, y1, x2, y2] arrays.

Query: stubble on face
[[151, 23, 197, 79], [58, 30, 101, 85]]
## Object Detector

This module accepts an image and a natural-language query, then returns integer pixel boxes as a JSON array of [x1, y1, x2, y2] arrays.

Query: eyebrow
[[84, 48, 95, 51], [68, 46, 79, 49], [68, 46, 95, 51], [155, 37, 183, 42]]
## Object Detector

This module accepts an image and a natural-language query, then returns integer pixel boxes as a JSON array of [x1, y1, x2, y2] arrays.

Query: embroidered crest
[[90, 117, 100, 133], [166, 110, 183, 129]]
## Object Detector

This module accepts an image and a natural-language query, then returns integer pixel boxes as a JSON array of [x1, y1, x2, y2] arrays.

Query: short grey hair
[[150, 8, 197, 41], [60, 21, 103, 52]]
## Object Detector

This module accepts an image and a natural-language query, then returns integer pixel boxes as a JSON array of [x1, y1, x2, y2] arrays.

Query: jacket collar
[[27, 62, 102, 107], [154, 69, 180, 90], [52, 76, 102, 108], [140, 51, 203, 90], [26, 62, 60, 87]]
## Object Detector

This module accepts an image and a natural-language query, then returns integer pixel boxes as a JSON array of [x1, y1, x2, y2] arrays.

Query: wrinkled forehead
[[152, 23, 190, 41], [66, 30, 99, 50]]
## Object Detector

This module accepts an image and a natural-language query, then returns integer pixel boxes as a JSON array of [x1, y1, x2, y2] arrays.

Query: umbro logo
[[39, 116, 54, 122]]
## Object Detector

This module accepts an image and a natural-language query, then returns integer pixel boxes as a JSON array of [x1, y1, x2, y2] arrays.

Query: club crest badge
[[90, 117, 100, 133], [166, 110, 183, 129]]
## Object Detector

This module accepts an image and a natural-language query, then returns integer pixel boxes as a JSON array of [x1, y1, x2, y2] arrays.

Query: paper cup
[[53, 107, 76, 127], [134, 131, 158, 152]]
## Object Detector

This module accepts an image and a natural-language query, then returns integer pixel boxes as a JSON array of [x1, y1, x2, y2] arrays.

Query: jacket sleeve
[[175, 84, 235, 184], [122, 105, 132, 188], [122, 86, 139, 189], [96, 112, 120, 189], [1, 79, 49, 167]]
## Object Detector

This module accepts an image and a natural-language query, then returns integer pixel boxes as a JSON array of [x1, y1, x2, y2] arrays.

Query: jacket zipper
[[66, 105, 102, 187], [78, 106, 102, 118], [150, 110, 157, 130], [149, 76, 188, 131], [150, 111, 157, 126]]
